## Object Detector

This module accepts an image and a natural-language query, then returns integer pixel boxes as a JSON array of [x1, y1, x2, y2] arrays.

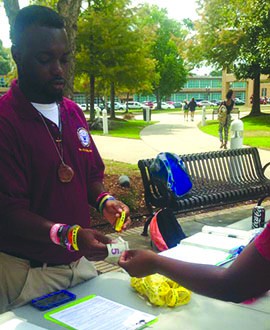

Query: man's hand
[[103, 199, 131, 231], [77, 228, 112, 261]]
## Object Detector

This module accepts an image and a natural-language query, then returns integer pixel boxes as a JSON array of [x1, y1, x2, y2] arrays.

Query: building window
[[262, 88, 267, 97]]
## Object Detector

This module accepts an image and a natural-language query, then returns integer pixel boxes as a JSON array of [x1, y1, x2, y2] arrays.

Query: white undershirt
[[31, 102, 59, 126]]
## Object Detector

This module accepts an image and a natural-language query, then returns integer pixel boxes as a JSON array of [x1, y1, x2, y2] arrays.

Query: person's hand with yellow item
[[103, 199, 131, 231]]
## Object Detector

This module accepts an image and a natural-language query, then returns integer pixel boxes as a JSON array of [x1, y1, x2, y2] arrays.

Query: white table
[[11, 209, 270, 329], [12, 271, 270, 330]]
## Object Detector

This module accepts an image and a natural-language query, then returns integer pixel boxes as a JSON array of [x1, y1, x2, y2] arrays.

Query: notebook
[[160, 226, 263, 266]]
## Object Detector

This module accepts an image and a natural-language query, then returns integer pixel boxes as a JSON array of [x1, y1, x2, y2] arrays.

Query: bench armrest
[[262, 161, 270, 176]]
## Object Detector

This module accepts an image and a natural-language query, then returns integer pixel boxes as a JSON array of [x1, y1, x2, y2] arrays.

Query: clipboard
[[44, 294, 157, 330]]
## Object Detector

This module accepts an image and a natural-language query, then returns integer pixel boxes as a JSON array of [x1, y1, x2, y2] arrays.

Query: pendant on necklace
[[58, 163, 74, 183]]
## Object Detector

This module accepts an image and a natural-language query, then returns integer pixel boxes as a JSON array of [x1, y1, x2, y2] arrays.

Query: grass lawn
[[90, 119, 155, 139], [103, 159, 139, 175], [200, 114, 270, 150]]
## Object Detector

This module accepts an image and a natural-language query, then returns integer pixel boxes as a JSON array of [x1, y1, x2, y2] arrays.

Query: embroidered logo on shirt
[[77, 127, 90, 147]]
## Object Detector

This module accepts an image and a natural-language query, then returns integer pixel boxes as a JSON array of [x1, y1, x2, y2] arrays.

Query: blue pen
[[217, 246, 245, 267], [216, 254, 237, 267]]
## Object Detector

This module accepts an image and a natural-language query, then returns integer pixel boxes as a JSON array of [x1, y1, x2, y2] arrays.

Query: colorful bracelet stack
[[50, 223, 81, 252], [95, 192, 116, 215]]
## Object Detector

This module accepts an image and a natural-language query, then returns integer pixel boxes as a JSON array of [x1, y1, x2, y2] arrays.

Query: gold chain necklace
[[38, 110, 74, 183]]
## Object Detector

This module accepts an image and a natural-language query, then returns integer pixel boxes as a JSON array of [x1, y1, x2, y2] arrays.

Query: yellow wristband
[[115, 211, 126, 232], [71, 225, 81, 251]]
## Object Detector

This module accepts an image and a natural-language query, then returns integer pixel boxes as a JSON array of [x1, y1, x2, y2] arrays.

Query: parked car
[[173, 101, 183, 108], [211, 99, 223, 106], [197, 100, 216, 107], [234, 98, 245, 105], [143, 101, 155, 108], [153, 102, 175, 109], [78, 103, 88, 111], [250, 97, 267, 105], [107, 102, 125, 110], [260, 97, 267, 105], [78, 104, 101, 113], [125, 101, 149, 110]]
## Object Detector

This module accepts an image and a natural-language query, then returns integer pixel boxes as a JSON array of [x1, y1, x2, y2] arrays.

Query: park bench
[[138, 147, 270, 235], [212, 107, 240, 120]]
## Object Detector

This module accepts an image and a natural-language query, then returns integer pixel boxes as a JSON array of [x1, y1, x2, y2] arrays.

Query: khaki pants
[[0, 252, 97, 313]]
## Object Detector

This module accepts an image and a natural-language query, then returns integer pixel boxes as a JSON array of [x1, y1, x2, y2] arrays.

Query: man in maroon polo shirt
[[0, 5, 130, 312]]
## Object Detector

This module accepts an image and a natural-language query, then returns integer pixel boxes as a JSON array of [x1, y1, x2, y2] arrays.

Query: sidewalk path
[[92, 111, 270, 177]]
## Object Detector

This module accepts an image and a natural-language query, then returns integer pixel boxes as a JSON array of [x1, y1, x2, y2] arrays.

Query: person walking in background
[[218, 89, 235, 149], [188, 98, 197, 121], [0, 5, 130, 313], [183, 100, 189, 121]]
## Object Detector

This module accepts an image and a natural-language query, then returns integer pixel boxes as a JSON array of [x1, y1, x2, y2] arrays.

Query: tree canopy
[[138, 5, 188, 107], [193, 0, 270, 115], [76, 0, 156, 119], [0, 40, 11, 75]]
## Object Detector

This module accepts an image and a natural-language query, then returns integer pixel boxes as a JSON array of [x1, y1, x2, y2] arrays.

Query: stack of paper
[[159, 226, 263, 266], [180, 232, 247, 254]]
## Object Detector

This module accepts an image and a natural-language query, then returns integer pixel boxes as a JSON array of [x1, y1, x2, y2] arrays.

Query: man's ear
[[11, 45, 21, 65]]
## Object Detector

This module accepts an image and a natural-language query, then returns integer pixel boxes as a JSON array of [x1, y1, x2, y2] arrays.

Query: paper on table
[[180, 232, 249, 254], [160, 244, 232, 265], [201, 226, 263, 240], [45, 295, 157, 330]]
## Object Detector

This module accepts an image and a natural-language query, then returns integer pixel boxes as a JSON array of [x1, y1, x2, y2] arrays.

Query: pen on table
[[216, 255, 238, 267], [217, 246, 245, 267]]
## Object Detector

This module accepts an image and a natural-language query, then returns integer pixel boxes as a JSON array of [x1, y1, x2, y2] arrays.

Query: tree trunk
[[110, 81, 115, 119], [3, 0, 20, 40], [57, 0, 82, 99], [125, 92, 129, 113], [250, 74, 261, 116], [90, 74, 95, 121], [155, 90, 161, 109]]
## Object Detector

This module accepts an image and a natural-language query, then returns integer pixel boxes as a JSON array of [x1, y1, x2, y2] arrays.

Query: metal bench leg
[[141, 215, 153, 236]]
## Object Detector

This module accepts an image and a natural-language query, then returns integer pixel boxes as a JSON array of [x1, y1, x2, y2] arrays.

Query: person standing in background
[[183, 100, 189, 121], [188, 98, 197, 121], [218, 89, 234, 149]]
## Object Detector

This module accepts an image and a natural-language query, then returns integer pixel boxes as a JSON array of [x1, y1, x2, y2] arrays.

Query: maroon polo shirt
[[0, 80, 105, 264]]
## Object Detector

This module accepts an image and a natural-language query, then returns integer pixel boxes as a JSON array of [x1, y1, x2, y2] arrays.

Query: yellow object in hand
[[115, 211, 126, 232]]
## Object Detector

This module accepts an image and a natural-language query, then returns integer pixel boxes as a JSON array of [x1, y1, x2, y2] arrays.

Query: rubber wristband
[[115, 211, 126, 232], [96, 192, 110, 204], [95, 192, 110, 211], [98, 195, 116, 214], [71, 225, 81, 251], [50, 223, 65, 245]]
